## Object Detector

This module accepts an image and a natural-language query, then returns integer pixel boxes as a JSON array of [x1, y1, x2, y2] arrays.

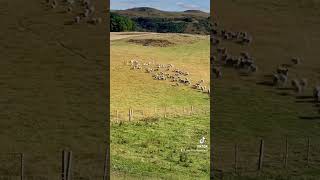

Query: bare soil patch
[[127, 38, 175, 47]]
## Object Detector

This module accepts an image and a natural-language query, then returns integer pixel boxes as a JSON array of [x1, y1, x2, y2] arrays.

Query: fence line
[[214, 137, 320, 176], [111, 105, 210, 122], [0, 150, 108, 180]]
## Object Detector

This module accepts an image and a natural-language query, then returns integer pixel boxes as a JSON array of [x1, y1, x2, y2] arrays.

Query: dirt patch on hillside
[[127, 39, 175, 47]]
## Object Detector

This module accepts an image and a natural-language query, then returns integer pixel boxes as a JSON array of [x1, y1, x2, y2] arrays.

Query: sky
[[110, 0, 210, 13]]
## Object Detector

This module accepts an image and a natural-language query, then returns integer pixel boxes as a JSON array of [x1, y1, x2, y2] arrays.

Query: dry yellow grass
[[110, 32, 210, 115]]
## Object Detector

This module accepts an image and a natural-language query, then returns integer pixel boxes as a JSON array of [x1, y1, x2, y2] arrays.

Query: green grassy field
[[110, 32, 210, 179], [213, 0, 320, 179]]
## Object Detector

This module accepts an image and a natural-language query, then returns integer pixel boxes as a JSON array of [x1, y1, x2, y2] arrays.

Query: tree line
[[110, 12, 210, 34]]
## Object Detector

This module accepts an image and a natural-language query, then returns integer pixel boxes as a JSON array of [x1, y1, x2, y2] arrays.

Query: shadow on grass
[[281, 63, 293, 68], [277, 87, 293, 91], [276, 92, 291, 96], [256, 81, 274, 87], [296, 95, 314, 99], [263, 74, 274, 78], [64, 20, 75, 25], [295, 100, 317, 103], [298, 116, 320, 120]]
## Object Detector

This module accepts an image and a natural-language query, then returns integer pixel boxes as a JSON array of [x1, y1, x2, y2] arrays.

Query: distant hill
[[110, 7, 210, 35]]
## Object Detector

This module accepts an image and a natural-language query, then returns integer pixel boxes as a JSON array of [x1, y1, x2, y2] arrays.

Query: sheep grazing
[[88, 5, 95, 14], [240, 52, 250, 59], [200, 86, 206, 92], [74, 16, 80, 23], [317, 91, 320, 102], [225, 56, 238, 67], [213, 67, 222, 79], [242, 36, 252, 44], [88, 17, 97, 24], [50, 3, 56, 8], [300, 78, 308, 90], [291, 79, 302, 93], [196, 80, 205, 85], [83, 9, 90, 17], [211, 56, 216, 64], [212, 38, 220, 45], [217, 47, 227, 54], [172, 83, 180, 87], [291, 57, 301, 65], [279, 74, 288, 87], [66, 0, 75, 5], [277, 67, 289, 76], [82, 0, 91, 6], [313, 86, 320, 102], [248, 64, 258, 73], [66, 7, 72, 13], [272, 74, 280, 86]]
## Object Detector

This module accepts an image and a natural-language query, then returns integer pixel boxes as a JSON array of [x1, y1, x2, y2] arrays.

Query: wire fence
[[110, 105, 210, 123], [0, 150, 108, 180], [213, 137, 320, 177]]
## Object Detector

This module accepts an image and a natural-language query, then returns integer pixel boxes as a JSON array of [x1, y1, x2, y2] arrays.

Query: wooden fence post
[[164, 106, 167, 118], [20, 153, 24, 180], [103, 146, 109, 180], [62, 150, 67, 180], [307, 137, 310, 167], [258, 139, 264, 171], [128, 108, 132, 121], [284, 137, 288, 168], [131, 109, 133, 120], [234, 144, 238, 174], [66, 151, 72, 180], [116, 110, 119, 122]]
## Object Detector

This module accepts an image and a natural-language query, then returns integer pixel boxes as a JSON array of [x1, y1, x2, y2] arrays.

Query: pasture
[[110, 32, 210, 179], [213, 0, 320, 178]]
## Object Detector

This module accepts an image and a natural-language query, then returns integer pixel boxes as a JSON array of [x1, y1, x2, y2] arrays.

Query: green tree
[[110, 13, 136, 32]]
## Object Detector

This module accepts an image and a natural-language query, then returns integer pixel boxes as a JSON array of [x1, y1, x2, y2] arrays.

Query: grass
[[0, 0, 108, 177], [111, 115, 210, 179], [110, 33, 210, 111], [110, 32, 210, 179], [213, 0, 320, 178]]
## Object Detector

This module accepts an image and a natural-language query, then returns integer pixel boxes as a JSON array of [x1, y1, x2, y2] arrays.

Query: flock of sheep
[[212, 18, 320, 113], [45, 0, 102, 25], [128, 60, 210, 95], [211, 21, 258, 79]]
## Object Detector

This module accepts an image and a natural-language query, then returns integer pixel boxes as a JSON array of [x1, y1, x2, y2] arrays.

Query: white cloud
[[176, 2, 200, 10]]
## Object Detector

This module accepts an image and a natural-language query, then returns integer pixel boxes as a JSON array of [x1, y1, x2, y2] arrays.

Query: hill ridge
[[111, 7, 210, 35]]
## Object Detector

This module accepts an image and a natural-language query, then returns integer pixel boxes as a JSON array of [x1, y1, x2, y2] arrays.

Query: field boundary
[[110, 105, 210, 122], [214, 137, 320, 177], [0, 150, 109, 180]]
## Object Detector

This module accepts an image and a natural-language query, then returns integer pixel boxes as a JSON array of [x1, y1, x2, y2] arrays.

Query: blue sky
[[111, 0, 210, 13]]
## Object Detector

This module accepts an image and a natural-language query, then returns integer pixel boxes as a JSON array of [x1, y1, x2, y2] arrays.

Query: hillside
[[110, 7, 210, 35]]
